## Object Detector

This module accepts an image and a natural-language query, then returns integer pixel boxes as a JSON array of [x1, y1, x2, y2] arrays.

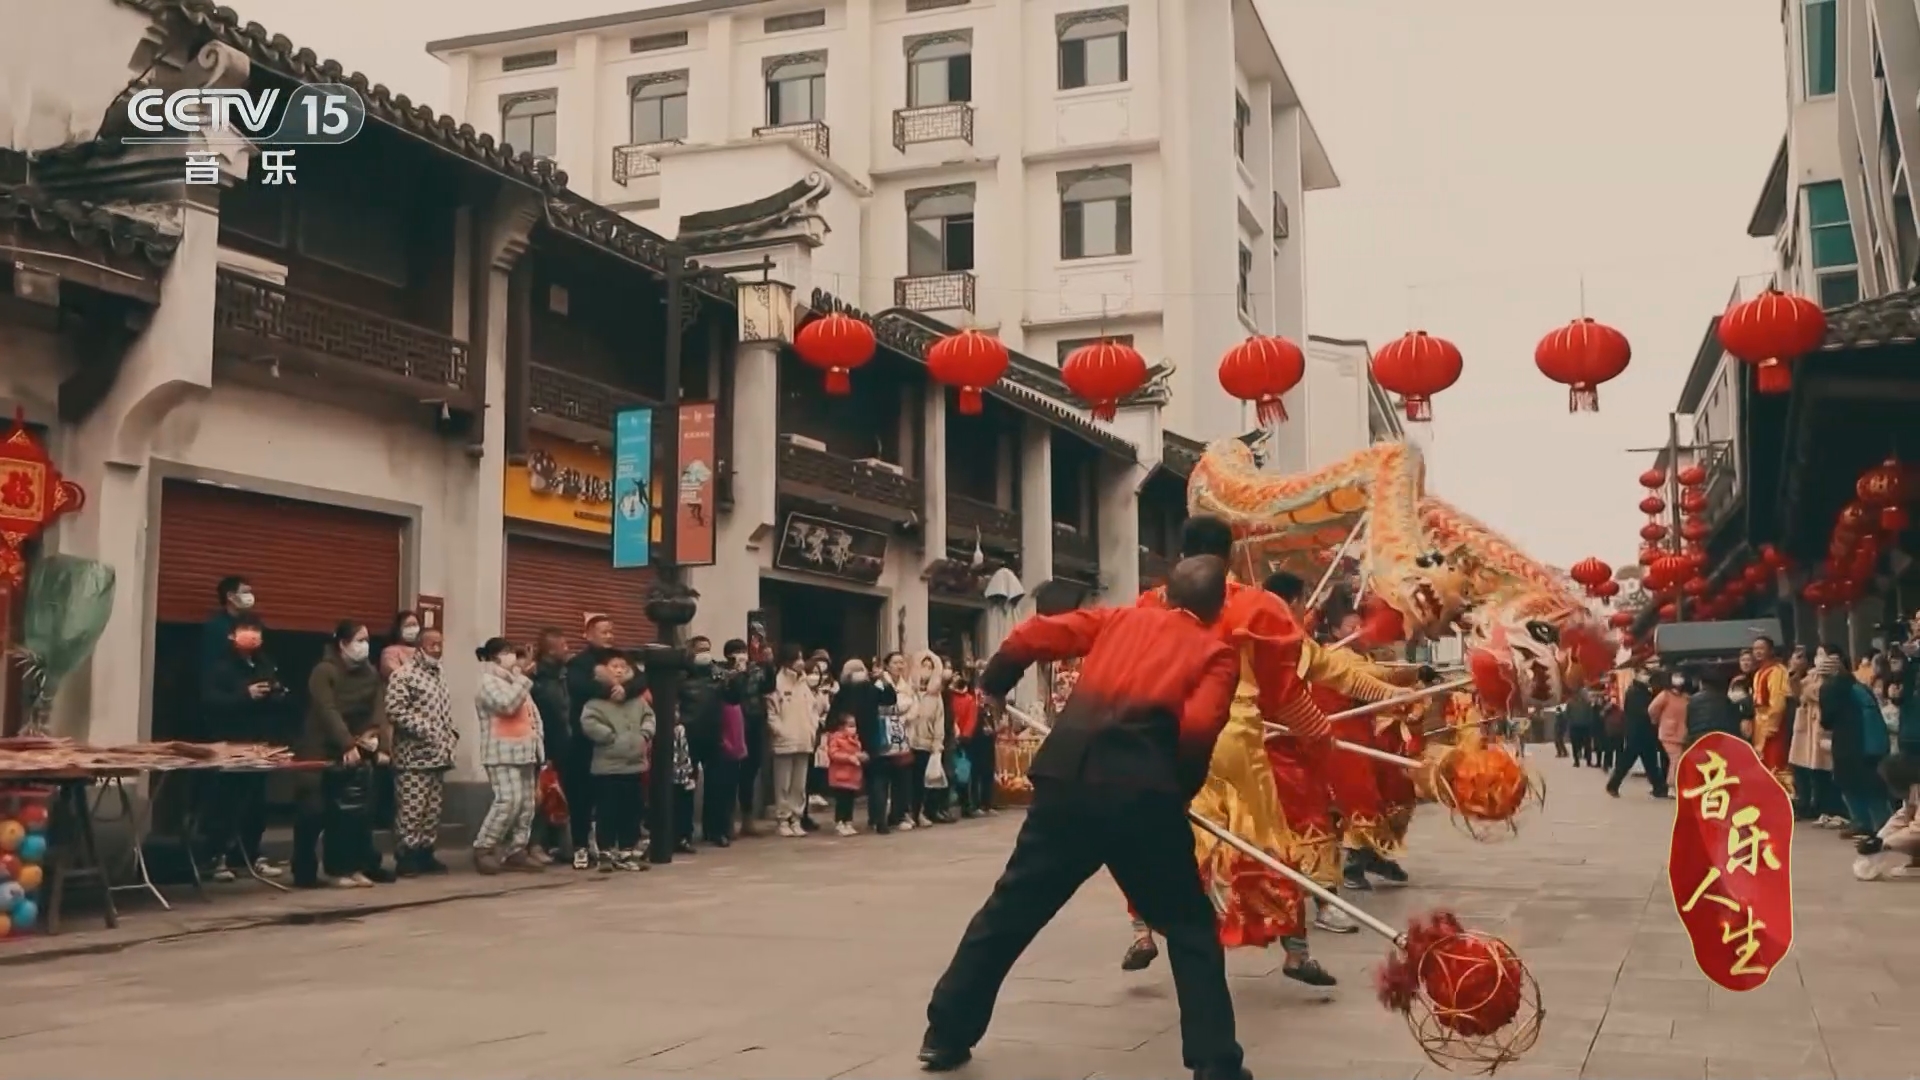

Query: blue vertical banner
[[612, 407, 654, 569]]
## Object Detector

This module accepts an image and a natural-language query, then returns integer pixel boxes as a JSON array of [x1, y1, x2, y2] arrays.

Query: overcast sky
[[237, 0, 1786, 570]]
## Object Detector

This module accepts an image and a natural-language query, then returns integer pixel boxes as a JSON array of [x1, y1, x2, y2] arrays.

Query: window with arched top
[[906, 33, 972, 107], [629, 72, 689, 144], [1058, 166, 1132, 259], [500, 91, 558, 158], [1057, 8, 1128, 90], [764, 53, 827, 125]]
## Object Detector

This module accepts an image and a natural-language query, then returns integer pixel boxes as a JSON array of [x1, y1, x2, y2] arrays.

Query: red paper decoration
[[1219, 335, 1306, 426], [1593, 579, 1620, 599], [926, 329, 1009, 416], [1371, 331, 1463, 422], [1640, 522, 1668, 542], [1060, 338, 1148, 421], [1883, 505, 1911, 534], [1638, 468, 1667, 490], [1743, 564, 1771, 588], [1569, 557, 1613, 590], [1858, 456, 1909, 506], [793, 311, 876, 395], [1609, 611, 1634, 630], [1535, 318, 1631, 412], [1638, 495, 1666, 516], [1681, 517, 1710, 542], [0, 411, 86, 588], [1717, 288, 1826, 394], [1652, 554, 1693, 590], [1677, 464, 1707, 487]]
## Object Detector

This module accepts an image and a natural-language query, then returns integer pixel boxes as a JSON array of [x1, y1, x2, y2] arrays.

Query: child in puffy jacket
[[578, 651, 655, 872], [825, 714, 867, 836]]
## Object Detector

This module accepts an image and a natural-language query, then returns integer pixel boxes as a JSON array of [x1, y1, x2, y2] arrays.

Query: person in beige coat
[[768, 647, 822, 837], [904, 650, 950, 827], [1790, 662, 1844, 826]]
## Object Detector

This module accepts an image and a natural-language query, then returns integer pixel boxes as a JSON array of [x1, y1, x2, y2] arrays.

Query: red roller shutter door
[[502, 535, 657, 652], [156, 480, 404, 633]]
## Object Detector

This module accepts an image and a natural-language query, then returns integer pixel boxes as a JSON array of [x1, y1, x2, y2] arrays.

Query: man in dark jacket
[[723, 638, 774, 835], [680, 635, 732, 847], [1686, 669, 1745, 744], [199, 612, 288, 880], [198, 575, 257, 697], [563, 615, 646, 867], [528, 628, 572, 858], [1562, 688, 1602, 767], [1608, 665, 1670, 798], [921, 557, 1249, 1080]]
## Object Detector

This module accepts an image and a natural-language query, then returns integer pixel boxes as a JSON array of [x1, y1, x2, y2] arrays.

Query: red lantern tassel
[[958, 387, 984, 415], [824, 368, 851, 395], [1089, 400, 1117, 422], [1256, 396, 1289, 426], [1755, 359, 1792, 394], [1568, 385, 1599, 413], [1402, 395, 1432, 422]]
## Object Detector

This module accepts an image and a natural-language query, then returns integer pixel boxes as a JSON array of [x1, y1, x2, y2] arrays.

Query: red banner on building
[[1667, 731, 1795, 991], [675, 402, 717, 567]]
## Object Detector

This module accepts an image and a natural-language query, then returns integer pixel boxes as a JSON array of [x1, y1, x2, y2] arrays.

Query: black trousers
[[201, 772, 267, 868], [674, 787, 696, 843], [963, 734, 997, 811], [1569, 727, 1597, 765], [701, 757, 739, 841], [926, 780, 1242, 1071], [911, 749, 951, 818], [833, 789, 858, 823], [291, 768, 375, 884], [865, 759, 904, 829], [562, 740, 597, 850], [1607, 734, 1669, 795], [593, 773, 644, 851], [738, 725, 766, 819]]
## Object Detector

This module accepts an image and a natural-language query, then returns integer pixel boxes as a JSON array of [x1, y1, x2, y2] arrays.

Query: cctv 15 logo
[[124, 83, 367, 146]]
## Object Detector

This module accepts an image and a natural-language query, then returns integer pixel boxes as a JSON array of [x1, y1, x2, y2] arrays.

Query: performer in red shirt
[[921, 557, 1251, 1080]]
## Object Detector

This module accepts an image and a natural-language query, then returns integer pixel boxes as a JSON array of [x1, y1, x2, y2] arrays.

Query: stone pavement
[[0, 755, 1914, 1080]]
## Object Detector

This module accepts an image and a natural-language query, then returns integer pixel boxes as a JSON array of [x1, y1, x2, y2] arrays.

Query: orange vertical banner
[[675, 402, 717, 567], [1667, 731, 1795, 991]]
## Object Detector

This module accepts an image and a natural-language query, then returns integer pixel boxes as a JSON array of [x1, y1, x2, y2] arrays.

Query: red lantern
[[1882, 505, 1911, 533], [1370, 331, 1463, 422], [1638, 545, 1661, 567], [0, 411, 87, 587], [1609, 611, 1634, 630], [1653, 554, 1692, 590], [1593, 579, 1620, 599], [1717, 287, 1826, 394], [1680, 517, 1709, 542], [1760, 544, 1786, 570], [1638, 495, 1666, 516], [1219, 335, 1306, 426], [1570, 557, 1613, 590], [1639, 522, 1668, 542], [1838, 501, 1870, 534], [1680, 490, 1708, 515], [1060, 338, 1148, 421], [1858, 456, 1910, 506], [927, 329, 1009, 416], [1638, 468, 1667, 490], [1677, 464, 1707, 487], [1803, 580, 1831, 608], [1743, 564, 1770, 589], [1535, 317, 1631, 412], [793, 311, 876, 395], [1659, 603, 1678, 622], [1682, 576, 1708, 597]]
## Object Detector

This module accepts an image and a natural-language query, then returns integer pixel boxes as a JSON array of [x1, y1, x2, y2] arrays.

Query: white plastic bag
[[925, 750, 949, 789]]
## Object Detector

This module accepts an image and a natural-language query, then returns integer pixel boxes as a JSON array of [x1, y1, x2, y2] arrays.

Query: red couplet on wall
[[1667, 731, 1796, 992]]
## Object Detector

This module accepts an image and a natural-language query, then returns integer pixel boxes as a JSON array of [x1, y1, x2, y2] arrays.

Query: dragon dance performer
[[1120, 517, 1339, 986], [1309, 608, 1427, 892], [1748, 634, 1795, 798], [920, 557, 1253, 1080]]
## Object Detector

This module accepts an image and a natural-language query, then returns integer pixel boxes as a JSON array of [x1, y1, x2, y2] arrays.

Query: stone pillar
[[688, 337, 780, 652], [1015, 417, 1053, 705], [560, 34, 602, 202], [1096, 455, 1142, 603]]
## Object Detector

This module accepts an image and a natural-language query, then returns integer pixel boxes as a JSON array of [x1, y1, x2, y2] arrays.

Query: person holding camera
[[199, 611, 290, 882]]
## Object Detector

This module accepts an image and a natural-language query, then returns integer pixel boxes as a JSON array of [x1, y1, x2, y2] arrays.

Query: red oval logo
[[1667, 731, 1796, 991]]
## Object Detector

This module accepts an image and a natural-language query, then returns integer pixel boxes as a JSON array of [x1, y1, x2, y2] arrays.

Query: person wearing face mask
[[768, 645, 823, 836], [724, 637, 773, 835], [384, 627, 458, 876], [381, 611, 423, 679], [1649, 671, 1692, 791], [528, 629, 574, 860], [1817, 645, 1894, 841], [678, 635, 731, 848], [199, 576, 259, 701], [1686, 669, 1745, 744], [198, 612, 288, 882], [1790, 644, 1840, 825], [1607, 663, 1669, 798], [473, 636, 547, 873], [836, 658, 897, 833], [294, 621, 390, 889], [876, 652, 917, 829], [562, 615, 645, 868]]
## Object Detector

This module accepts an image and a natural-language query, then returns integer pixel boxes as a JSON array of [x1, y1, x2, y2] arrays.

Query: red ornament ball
[[1420, 931, 1527, 1036]]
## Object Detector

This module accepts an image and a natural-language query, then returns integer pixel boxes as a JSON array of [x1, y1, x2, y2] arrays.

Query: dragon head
[[1464, 594, 1615, 717], [1372, 546, 1474, 641]]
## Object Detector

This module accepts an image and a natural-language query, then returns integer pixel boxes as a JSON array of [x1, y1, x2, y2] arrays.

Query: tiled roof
[[1817, 287, 1920, 352], [677, 173, 831, 252], [808, 289, 1137, 460], [0, 182, 180, 267], [1158, 429, 1263, 479]]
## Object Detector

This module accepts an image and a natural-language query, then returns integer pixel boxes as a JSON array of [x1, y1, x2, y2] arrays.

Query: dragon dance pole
[[1262, 676, 1472, 744], [1303, 511, 1369, 615]]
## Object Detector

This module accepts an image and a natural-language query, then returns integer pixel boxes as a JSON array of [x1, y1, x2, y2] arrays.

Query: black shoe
[[1283, 957, 1338, 987], [420, 851, 451, 875], [675, 838, 697, 854], [1121, 936, 1159, 972], [1651, 790, 1672, 800], [800, 816, 819, 832], [1193, 1065, 1252, 1080], [711, 834, 732, 849], [1857, 835, 1885, 855], [1605, 786, 1621, 799], [362, 863, 396, 884], [918, 1040, 972, 1072], [1342, 868, 1371, 891], [874, 824, 892, 835], [394, 850, 420, 878], [1368, 857, 1410, 886]]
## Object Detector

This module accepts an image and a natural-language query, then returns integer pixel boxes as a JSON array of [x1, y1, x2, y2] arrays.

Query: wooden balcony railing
[[777, 439, 923, 518], [528, 363, 653, 439], [212, 269, 472, 404], [753, 120, 831, 157], [948, 493, 1019, 546], [1052, 521, 1100, 570], [891, 102, 975, 152], [895, 271, 977, 314]]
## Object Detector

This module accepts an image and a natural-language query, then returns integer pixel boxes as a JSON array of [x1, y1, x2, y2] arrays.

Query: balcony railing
[[611, 140, 679, 186], [948, 493, 1019, 546], [895, 271, 977, 314], [753, 120, 831, 157], [777, 438, 923, 512], [891, 102, 975, 152], [212, 269, 471, 397], [1052, 521, 1100, 569], [529, 363, 652, 436]]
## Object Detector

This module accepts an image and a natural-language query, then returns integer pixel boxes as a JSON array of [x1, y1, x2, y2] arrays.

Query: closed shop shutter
[[503, 534, 657, 652], [156, 480, 404, 633]]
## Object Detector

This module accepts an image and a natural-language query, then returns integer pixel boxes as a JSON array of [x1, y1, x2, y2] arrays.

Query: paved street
[[1, 754, 1915, 1080]]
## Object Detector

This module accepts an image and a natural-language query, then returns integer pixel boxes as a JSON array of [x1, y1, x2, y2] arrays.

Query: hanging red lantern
[[1370, 331, 1463, 421], [0, 410, 87, 587], [793, 311, 876, 395], [1717, 287, 1826, 394], [1760, 544, 1786, 570], [1883, 504, 1911, 533], [1609, 611, 1634, 630], [1658, 603, 1678, 621], [1743, 564, 1771, 589], [1569, 557, 1613, 590], [1638, 468, 1667, 490], [1857, 456, 1909, 506], [1850, 549, 1879, 582], [1535, 317, 1631, 412], [1639, 522, 1669, 543], [1219, 335, 1306, 426], [1680, 516, 1709, 542], [1680, 490, 1708, 515], [1676, 464, 1707, 487], [1638, 545, 1661, 567], [926, 329, 1009, 416], [1638, 495, 1666, 516], [1682, 576, 1708, 597], [1653, 554, 1693, 590], [1060, 338, 1148, 421], [1803, 580, 1832, 608], [1593, 579, 1620, 599], [1838, 500, 1871, 534]]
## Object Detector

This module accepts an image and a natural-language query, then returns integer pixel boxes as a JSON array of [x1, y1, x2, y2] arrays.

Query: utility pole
[[645, 246, 696, 865]]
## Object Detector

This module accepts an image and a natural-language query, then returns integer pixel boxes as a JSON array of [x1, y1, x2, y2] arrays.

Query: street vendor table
[[0, 769, 123, 935]]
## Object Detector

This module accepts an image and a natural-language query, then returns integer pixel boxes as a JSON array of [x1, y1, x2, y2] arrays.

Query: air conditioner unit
[[779, 433, 828, 452], [857, 457, 905, 476]]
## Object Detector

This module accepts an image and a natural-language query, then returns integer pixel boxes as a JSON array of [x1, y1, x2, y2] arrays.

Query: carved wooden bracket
[[486, 189, 545, 271]]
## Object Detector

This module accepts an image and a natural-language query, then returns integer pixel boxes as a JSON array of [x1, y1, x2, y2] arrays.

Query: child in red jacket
[[825, 714, 867, 836]]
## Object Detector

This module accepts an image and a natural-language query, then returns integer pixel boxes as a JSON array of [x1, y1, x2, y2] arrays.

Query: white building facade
[[427, 0, 1341, 451]]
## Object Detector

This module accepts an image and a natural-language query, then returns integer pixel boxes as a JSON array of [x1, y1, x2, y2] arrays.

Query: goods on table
[[0, 787, 51, 938], [0, 736, 295, 775]]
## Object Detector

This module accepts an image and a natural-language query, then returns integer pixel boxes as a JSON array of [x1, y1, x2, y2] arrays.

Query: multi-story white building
[[1751, 0, 1920, 305], [426, 0, 1340, 452]]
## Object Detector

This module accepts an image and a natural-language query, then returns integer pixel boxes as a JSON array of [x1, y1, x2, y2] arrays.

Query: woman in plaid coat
[[473, 636, 546, 873], [384, 628, 458, 875]]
